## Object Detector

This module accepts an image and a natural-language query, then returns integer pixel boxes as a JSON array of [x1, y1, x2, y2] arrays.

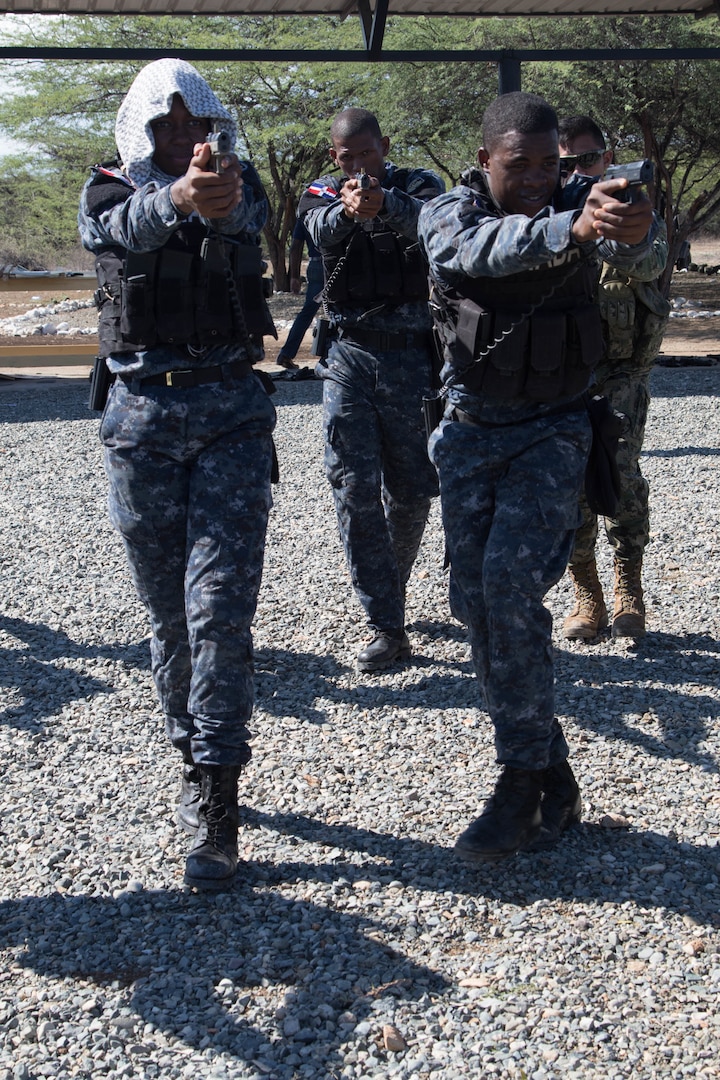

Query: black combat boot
[[177, 762, 202, 834], [356, 630, 411, 673], [527, 759, 582, 849], [184, 765, 241, 890], [454, 766, 543, 863]]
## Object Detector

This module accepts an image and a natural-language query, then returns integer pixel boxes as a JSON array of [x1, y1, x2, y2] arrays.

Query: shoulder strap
[[84, 165, 134, 216]]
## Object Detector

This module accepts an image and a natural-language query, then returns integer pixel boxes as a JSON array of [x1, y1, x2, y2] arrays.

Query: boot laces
[[576, 581, 600, 608], [492, 768, 537, 809], [615, 562, 644, 613], [203, 801, 230, 846]]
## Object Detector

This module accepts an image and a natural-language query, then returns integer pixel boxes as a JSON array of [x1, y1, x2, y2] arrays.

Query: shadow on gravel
[[555, 630, 720, 773], [406, 617, 468, 642], [254, 645, 476, 725], [642, 443, 719, 459], [0, 380, 92, 423], [243, 808, 719, 929], [272, 377, 324, 405], [649, 366, 720, 399], [0, 613, 150, 731], [0, 816, 716, 1071], [0, 885, 449, 1077]]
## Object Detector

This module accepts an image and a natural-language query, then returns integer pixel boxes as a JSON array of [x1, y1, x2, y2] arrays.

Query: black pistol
[[207, 129, 233, 174], [604, 159, 654, 203], [356, 168, 371, 190]]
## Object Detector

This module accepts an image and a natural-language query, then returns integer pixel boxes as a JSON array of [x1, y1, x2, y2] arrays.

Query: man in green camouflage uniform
[[559, 117, 670, 640]]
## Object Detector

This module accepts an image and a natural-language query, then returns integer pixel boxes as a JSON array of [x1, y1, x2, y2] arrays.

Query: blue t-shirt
[[292, 218, 320, 261]]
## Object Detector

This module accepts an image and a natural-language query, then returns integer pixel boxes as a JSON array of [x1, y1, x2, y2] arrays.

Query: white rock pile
[[669, 297, 720, 319], [0, 298, 98, 338]]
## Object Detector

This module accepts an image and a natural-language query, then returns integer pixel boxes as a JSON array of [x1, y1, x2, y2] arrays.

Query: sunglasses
[[559, 150, 605, 174]]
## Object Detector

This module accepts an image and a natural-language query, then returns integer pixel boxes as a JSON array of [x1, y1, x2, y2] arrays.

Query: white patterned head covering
[[115, 58, 237, 187]]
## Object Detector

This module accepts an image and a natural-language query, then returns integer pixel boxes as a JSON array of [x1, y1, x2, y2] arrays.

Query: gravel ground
[[0, 367, 718, 1080]]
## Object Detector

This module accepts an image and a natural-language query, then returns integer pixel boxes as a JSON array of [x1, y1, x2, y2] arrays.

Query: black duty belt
[[135, 360, 253, 389], [450, 396, 586, 428], [337, 326, 432, 351]]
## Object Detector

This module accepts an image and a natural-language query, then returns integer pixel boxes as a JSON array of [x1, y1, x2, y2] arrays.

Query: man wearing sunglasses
[[558, 116, 670, 642], [559, 147, 613, 184]]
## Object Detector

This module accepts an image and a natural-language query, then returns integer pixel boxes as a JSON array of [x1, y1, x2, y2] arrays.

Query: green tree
[[514, 15, 720, 290], [0, 156, 88, 267], [368, 16, 521, 184], [369, 13, 720, 288], [2, 11, 720, 290], [0, 14, 390, 283], [207, 20, 384, 285]]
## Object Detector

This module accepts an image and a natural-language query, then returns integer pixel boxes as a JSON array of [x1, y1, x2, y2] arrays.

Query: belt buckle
[[166, 369, 192, 387]]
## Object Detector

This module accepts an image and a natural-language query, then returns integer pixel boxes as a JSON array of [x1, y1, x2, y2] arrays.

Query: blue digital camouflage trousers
[[320, 338, 439, 633], [430, 407, 591, 769], [100, 373, 276, 766]]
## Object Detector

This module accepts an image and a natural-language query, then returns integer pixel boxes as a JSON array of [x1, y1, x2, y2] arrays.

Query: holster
[[584, 393, 628, 517], [88, 356, 112, 412], [422, 392, 446, 441]]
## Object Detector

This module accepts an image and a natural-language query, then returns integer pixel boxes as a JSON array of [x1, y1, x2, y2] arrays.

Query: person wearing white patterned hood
[[79, 59, 278, 891]]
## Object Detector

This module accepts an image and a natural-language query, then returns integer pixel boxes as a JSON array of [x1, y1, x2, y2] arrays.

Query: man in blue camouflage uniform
[[78, 59, 277, 890], [558, 116, 670, 641], [418, 92, 665, 862], [298, 109, 444, 673]]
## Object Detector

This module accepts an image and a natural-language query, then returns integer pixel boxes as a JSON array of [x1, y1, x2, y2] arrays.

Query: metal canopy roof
[[0, 1, 717, 64], [0, 0, 717, 16]]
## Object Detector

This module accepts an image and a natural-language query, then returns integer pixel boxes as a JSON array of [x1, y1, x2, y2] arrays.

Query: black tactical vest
[[299, 170, 429, 306], [432, 254, 603, 402], [88, 172, 275, 358]]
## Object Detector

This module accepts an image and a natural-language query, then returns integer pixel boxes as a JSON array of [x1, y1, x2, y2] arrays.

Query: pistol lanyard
[[431, 256, 589, 400], [201, 225, 260, 363]]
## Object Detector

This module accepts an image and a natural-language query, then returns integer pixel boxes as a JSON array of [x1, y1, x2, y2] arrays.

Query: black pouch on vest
[[345, 234, 374, 302], [231, 242, 277, 338], [584, 393, 627, 517], [483, 316, 527, 399], [455, 297, 491, 369], [566, 305, 604, 397], [524, 312, 566, 401], [312, 316, 332, 359], [196, 237, 234, 343], [422, 392, 446, 440], [155, 249, 195, 345], [120, 253, 158, 347], [401, 242, 430, 299], [371, 231, 402, 300]]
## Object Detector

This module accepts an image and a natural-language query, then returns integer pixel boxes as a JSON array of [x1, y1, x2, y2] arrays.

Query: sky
[[0, 131, 31, 158]]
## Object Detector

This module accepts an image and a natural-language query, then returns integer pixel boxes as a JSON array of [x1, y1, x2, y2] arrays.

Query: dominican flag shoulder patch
[[306, 181, 337, 201]]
